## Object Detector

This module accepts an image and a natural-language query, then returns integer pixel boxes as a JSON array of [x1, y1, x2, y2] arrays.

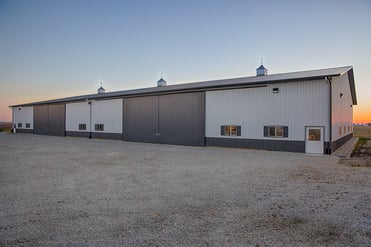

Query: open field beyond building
[[0, 134, 370, 246], [354, 126, 371, 138]]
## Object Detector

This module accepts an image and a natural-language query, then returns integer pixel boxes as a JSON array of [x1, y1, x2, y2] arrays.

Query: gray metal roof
[[10, 66, 356, 107]]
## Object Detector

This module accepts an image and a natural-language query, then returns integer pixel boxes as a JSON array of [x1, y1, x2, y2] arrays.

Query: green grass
[[352, 137, 370, 154], [0, 127, 12, 133]]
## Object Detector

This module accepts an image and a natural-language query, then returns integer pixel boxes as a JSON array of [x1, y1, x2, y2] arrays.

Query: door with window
[[305, 127, 324, 154]]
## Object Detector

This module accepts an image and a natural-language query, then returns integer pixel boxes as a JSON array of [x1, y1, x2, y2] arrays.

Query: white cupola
[[157, 77, 167, 87], [256, 64, 268, 76], [98, 82, 105, 94]]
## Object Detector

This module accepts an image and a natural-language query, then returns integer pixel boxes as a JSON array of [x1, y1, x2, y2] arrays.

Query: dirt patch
[[340, 157, 371, 167], [341, 139, 371, 167]]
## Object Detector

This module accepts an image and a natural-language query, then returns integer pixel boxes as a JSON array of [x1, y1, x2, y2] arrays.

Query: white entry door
[[305, 127, 324, 154]]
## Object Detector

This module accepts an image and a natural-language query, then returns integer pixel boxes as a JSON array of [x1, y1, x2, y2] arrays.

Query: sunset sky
[[0, 0, 370, 123]]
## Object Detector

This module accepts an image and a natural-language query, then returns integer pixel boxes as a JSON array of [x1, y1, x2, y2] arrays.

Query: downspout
[[325, 76, 332, 154], [88, 101, 92, 139], [11, 107, 15, 133]]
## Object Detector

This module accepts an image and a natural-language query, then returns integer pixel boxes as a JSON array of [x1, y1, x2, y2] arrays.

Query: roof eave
[[347, 68, 357, 105], [9, 66, 355, 107]]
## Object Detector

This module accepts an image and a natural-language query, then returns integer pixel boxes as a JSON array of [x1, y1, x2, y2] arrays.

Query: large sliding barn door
[[123, 96, 159, 143], [48, 104, 66, 136], [158, 93, 205, 146], [123, 92, 205, 146], [33, 104, 65, 136], [33, 105, 49, 135]]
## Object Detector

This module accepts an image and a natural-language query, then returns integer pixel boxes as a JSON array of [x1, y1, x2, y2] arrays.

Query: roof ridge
[[9, 66, 354, 107]]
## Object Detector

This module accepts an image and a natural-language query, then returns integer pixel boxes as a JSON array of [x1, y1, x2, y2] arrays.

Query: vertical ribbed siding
[[124, 96, 159, 143], [48, 104, 66, 136], [33, 104, 65, 136], [206, 137, 305, 153], [66, 102, 90, 133], [13, 106, 34, 130], [331, 73, 354, 142], [66, 99, 123, 137], [33, 105, 48, 135], [331, 133, 353, 152], [91, 99, 123, 134], [124, 92, 205, 146], [206, 80, 330, 142], [158, 92, 205, 146]]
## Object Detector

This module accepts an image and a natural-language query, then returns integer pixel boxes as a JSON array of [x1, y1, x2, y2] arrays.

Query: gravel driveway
[[0, 134, 370, 246]]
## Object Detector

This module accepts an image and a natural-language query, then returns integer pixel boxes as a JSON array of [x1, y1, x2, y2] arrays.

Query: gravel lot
[[0, 133, 370, 246]]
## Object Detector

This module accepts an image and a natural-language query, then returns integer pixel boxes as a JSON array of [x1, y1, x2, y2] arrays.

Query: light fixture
[[273, 88, 279, 93]]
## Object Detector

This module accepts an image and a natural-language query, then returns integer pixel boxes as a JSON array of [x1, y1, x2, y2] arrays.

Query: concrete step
[[332, 137, 359, 157]]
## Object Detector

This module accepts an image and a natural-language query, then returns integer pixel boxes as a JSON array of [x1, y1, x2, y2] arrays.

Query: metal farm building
[[10, 66, 357, 154]]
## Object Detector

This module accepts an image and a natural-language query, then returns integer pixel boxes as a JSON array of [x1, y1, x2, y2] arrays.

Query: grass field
[[0, 122, 12, 133]]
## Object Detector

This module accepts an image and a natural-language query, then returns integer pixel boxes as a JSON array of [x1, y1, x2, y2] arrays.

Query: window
[[221, 125, 241, 136], [26, 123, 30, 128], [17, 123, 22, 128], [344, 126, 346, 134], [339, 127, 342, 136], [78, 123, 87, 130], [269, 126, 283, 137], [264, 126, 288, 138], [308, 129, 321, 141], [95, 124, 104, 131]]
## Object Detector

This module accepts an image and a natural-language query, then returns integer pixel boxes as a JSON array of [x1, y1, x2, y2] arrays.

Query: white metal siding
[[13, 106, 33, 129], [66, 102, 90, 132], [206, 80, 330, 141], [92, 99, 123, 133], [331, 73, 353, 141]]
